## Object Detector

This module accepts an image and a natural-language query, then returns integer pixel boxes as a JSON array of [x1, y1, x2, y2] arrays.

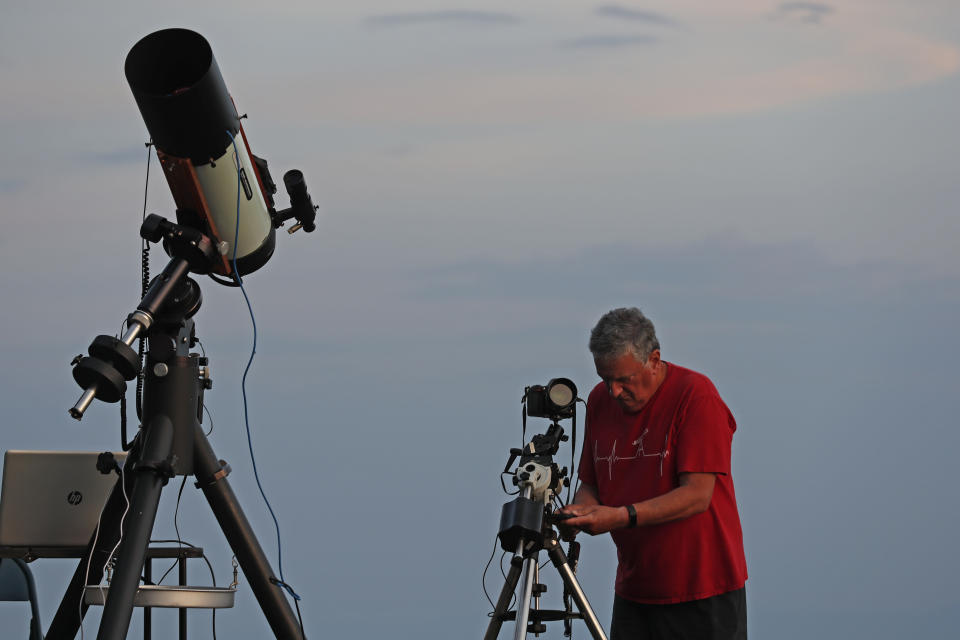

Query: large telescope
[[69, 28, 317, 420], [125, 27, 316, 280], [56, 28, 313, 640]]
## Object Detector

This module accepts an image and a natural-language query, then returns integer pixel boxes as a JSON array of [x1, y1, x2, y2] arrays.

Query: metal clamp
[[194, 459, 231, 489]]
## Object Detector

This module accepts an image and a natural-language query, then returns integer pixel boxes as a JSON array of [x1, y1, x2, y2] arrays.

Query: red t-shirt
[[578, 363, 747, 604]]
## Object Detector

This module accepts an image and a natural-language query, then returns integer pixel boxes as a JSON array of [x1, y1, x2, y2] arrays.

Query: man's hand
[[558, 504, 628, 536], [550, 513, 581, 541]]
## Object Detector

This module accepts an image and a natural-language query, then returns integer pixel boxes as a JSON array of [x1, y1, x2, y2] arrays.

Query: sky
[[1, 1, 959, 638]]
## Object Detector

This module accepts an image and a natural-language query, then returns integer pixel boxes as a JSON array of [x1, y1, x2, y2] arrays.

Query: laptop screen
[[0, 451, 127, 548]]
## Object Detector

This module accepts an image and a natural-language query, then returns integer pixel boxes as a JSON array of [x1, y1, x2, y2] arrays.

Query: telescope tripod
[[487, 422, 607, 640], [51, 216, 303, 639], [50, 371, 303, 639], [484, 509, 606, 640]]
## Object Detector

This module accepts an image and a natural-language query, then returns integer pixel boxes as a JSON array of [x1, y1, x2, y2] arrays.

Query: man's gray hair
[[589, 307, 660, 362]]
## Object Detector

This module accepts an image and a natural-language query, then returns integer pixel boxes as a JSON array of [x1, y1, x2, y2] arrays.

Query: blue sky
[[1, 1, 959, 638]]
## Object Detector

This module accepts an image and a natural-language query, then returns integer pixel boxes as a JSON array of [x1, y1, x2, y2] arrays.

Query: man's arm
[[572, 482, 601, 507], [559, 472, 716, 535]]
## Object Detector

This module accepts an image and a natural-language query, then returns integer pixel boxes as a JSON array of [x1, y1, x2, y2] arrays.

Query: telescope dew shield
[[125, 28, 275, 278]]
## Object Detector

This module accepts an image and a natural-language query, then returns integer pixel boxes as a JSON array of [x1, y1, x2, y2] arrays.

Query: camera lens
[[547, 380, 575, 408]]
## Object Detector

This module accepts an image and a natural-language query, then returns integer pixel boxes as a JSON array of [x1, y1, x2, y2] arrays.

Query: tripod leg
[[513, 555, 538, 640], [46, 442, 142, 639], [192, 424, 303, 639], [96, 416, 175, 640], [484, 555, 523, 640], [545, 538, 607, 640]]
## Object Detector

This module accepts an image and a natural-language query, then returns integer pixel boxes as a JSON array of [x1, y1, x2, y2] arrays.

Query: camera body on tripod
[[524, 378, 577, 420]]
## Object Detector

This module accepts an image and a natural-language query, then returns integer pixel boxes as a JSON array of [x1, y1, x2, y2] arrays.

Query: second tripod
[[485, 419, 607, 640]]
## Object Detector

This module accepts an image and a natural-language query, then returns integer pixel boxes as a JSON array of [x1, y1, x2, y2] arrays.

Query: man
[[560, 307, 747, 640]]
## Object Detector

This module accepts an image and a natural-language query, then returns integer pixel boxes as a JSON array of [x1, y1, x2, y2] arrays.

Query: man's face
[[594, 350, 662, 414]]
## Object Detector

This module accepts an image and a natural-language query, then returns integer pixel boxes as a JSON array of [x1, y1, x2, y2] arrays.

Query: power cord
[[149, 537, 219, 639], [226, 130, 305, 638], [120, 141, 154, 450]]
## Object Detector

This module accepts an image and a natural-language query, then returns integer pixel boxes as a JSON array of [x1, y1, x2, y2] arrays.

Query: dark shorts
[[610, 588, 747, 640]]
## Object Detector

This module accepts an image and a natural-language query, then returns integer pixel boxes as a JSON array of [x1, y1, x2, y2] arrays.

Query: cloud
[[364, 10, 519, 28], [595, 5, 677, 27], [776, 2, 833, 25], [279, 19, 960, 125], [559, 34, 658, 50]]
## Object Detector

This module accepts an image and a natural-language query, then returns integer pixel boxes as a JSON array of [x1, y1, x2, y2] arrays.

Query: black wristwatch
[[625, 504, 638, 528]]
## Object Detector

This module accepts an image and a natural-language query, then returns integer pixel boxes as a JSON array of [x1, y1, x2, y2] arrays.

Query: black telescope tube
[[125, 28, 239, 164]]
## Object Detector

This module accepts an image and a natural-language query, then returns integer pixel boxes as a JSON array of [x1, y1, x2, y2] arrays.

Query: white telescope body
[[125, 28, 276, 277], [194, 140, 272, 262]]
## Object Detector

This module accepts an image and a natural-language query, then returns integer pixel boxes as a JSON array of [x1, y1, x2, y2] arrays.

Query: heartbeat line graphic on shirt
[[594, 428, 670, 480]]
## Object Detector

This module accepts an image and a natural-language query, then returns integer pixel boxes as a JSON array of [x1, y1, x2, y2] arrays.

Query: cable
[[497, 550, 518, 612], [293, 600, 305, 637], [149, 536, 219, 639], [226, 131, 305, 639], [207, 272, 242, 287], [500, 471, 520, 496], [79, 486, 110, 639], [481, 534, 500, 610], [100, 464, 132, 604], [146, 540, 217, 587], [119, 143, 155, 451], [81, 462, 132, 640], [155, 476, 188, 585], [572, 399, 587, 499], [203, 403, 215, 436], [136, 141, 153, 425], [196, 339, 216, 435]]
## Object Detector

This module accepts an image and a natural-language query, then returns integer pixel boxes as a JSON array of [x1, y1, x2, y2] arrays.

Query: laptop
[[0, 450, 127, 548]]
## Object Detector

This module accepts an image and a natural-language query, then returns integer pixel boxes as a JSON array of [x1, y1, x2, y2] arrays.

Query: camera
[[524, 378, 577, 420]]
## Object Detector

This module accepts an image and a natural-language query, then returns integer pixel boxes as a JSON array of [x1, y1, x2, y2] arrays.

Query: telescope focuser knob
[[96, 452, 120, 475], [140, 213, 166, 243]]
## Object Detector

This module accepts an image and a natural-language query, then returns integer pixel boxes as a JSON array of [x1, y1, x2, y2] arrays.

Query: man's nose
[[607, 381, 622, 397]]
